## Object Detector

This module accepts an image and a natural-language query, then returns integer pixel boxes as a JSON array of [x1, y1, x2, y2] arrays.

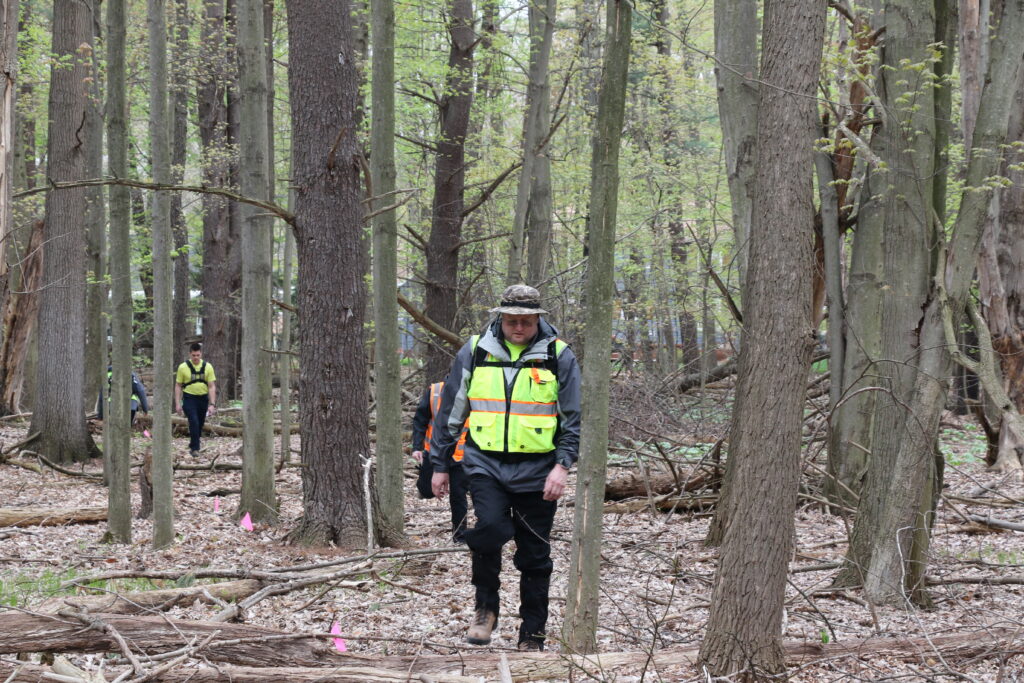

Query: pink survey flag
[[214, 496, 221, 513], [143, 430, 151, 438], [239, 512, 253, 531], [330, 621, 347, 652]]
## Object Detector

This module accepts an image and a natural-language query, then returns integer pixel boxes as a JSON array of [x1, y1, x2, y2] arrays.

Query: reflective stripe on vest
[[426, 381, 467, 462], [466, 337, 566, 454]]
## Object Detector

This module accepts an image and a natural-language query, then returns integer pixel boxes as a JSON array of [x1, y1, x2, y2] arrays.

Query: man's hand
[[543, 464, 568, 501], [206, 405, 216, 417], [174, 405, 181, 415], [432, 471, 450, 498], [412, 450, 424, 464]]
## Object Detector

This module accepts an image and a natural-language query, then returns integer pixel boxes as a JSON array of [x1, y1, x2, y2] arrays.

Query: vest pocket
[[469, 411, 500, 450], [514, 414, 557, 452], [529, 369, 558, 403]]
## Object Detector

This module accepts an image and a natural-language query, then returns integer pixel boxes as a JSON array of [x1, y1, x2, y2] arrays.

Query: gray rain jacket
[[429, 317, 581, 492]]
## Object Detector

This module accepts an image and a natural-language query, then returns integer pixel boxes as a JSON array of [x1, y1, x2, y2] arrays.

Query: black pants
[[463, 473, 557, 645], [416, 460, 470, 542], [182, 393, 209, 451]]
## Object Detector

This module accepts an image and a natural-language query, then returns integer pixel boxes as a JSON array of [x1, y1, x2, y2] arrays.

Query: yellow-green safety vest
[[466, 335, 567, 454], [108, 370, 140, 405]]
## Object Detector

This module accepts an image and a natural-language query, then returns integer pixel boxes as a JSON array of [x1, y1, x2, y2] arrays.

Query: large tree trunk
[[30, 0, 100, 464], [198, 0, 240, 404], [370, 0, 404, 544], [285, 0, 375, 548], [562, 0, 630, 654], [423, 0, 474, 383], [698, 0, 824, 676], [237, 0, 276, 525], [149, 0, 175, 548], [105, 0, 132, 544], [859, 0, 1024, 606], [836, 0, 946, 592]]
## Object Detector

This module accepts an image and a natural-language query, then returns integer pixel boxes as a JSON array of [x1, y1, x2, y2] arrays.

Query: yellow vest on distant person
[[466, 336, 566, 454]]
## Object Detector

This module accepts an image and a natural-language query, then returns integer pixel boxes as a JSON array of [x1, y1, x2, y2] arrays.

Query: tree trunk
[[285, 0, 375, 548], [698, 0, 824, 676], [0, 0, 14, 258], [0, 219, 42, 415], [562, 0, 630, 654], [837, 0, 941, 590], [507, 0, 555, 285], [423, 0, 474, 383], [237, 0, 277, 525], [83, 2, 105, 417], [860, 0, 1024, 606], [978, 47, 1024, 475], [371, 0, 404, 544], [713, 0, 758, 294], [105, 0, 132, 544], [30, 0, 100, 464], [199, 0, 241, 404], [171, 0, 190, 358], [149, 0, 175, 548]]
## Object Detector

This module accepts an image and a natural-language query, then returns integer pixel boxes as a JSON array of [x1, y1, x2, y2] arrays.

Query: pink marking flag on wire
[[214, 496, 221, 514], [330, 621, 347, 652], [239, 512, 253, 531], [143, 430, 151, 438]]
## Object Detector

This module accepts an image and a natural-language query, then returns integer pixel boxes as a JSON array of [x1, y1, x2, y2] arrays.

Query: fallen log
[[0, 615, 1017, 681], [0, 662, 483, 683], [33, 579, 265, 615], [133, 414, 300, 438], [603, 494, 718, 514], [604, 470, 717, 500], [965, 514, 1024, 532], [675, 359, 737, 393], [0, 506, 107, 527]]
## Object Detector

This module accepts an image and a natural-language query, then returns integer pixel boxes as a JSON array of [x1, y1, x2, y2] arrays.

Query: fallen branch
[[964, 514, 1024, 532], [675, 360, 737, 394]]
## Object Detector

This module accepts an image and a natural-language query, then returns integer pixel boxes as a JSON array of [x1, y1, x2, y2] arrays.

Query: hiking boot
[[517, 639, 543, 652], [190, 449, 200, 458], [466, 608, 497, 645]]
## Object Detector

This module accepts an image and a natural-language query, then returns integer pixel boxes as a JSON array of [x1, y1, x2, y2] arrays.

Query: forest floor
[[0, 388, 1023, 681]]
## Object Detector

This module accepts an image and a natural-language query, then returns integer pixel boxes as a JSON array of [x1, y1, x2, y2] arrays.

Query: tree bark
[[82, 1, 105, 418], [149, 0, 175, 548], [30, 0, 100, 465], [860, 0, 1024, 606], [698, 0, 824, 676], [834, 0, 941, 588], [0, 220, 43, 416], [285, 0, 375, 548], [713, 0, 758, 294], [371, 0, 404, 544], [199, 0, 241, 404], [423, 0, 474, 383], [105, 0, 132, 544], [563, 0, 630, 654], [237, 0, 277, 525], [507, 0, 556, 285], [171, 0, 191, 358]]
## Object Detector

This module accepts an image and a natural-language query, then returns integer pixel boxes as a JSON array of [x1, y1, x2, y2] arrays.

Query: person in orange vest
[[411, 379, 469, 543]]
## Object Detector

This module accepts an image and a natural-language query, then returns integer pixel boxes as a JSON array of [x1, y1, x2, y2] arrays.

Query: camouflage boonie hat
[[490, 284, 548, 315]]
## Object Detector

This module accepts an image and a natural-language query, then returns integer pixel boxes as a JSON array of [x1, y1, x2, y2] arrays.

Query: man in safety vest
[[174, 342, 217, 457], [411, 379, 469, 543], [430, 284, 581, 652]]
